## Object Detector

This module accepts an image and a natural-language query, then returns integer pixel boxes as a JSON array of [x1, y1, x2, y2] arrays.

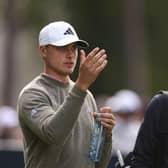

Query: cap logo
[[64, 27, 74, 35]]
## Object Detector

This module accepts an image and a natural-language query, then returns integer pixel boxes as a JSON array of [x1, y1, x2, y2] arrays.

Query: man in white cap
[[17, 21, 115, 168], [105, 89, 143, 168]]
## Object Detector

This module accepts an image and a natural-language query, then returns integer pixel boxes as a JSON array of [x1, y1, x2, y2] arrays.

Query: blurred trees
[[66, 0, 148, 98], [121, 0, 148, 96], [66, 0, 125, 95], [1, 0, 69, 106], [1, 0, 168, 106], [2, 0, 20, 105], [145, 0, 168, 93]]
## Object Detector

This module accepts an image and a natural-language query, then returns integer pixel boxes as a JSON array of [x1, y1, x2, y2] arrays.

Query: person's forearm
[[43, 86, 87, 144]]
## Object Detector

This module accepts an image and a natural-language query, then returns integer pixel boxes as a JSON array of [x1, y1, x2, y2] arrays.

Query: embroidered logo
[[64, 28, 74, 35], [31, 108, 38, 118]]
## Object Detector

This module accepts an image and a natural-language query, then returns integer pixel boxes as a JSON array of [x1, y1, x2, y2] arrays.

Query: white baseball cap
[[105, 89, 142, 113], [39, 21, 89, 47]]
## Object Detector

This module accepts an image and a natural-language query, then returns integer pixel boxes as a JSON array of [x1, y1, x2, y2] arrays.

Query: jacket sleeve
[[18, 86, 87, 145], [133, 94, 163, 168]]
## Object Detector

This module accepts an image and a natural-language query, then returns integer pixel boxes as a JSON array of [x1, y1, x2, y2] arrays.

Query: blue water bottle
[[88, 113, 106, 162]]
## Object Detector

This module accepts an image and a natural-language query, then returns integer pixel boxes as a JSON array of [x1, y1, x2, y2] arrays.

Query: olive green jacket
[[17, 74, 112, 168]]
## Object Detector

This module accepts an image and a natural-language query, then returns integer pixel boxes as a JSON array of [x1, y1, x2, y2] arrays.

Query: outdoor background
[[0, 0, 168, 167], [0, 0, 168, 108]]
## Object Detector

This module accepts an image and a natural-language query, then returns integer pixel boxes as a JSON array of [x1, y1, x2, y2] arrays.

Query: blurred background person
[[0, 0, 168, 167], [105, 89, 144, 168], [0, 105, 22, 150]]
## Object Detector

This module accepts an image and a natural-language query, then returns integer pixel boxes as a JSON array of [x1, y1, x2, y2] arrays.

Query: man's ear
[[39, 46, 47, 59]]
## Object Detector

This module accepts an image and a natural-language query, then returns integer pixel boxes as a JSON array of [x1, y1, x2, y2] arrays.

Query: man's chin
[[63, 70, 74, 76], [66, 68, 75, 74]]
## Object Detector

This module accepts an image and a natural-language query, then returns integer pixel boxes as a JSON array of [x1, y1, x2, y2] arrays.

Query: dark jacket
[[115, 91, 168, 168], [134, 91, 168, 168]]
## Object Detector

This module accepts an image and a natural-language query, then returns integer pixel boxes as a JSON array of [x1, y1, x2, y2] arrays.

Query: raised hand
[[75, 47, 107, 91]]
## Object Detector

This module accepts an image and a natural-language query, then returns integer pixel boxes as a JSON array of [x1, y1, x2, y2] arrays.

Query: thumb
[[79, 49, 86, 67]]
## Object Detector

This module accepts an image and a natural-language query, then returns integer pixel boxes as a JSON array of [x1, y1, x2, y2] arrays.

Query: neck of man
[[44, 69, 70, 84]]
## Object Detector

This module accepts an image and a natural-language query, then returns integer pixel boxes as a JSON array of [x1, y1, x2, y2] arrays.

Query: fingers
[[93, 50, 107, 66], [93, 107, 116, 133], [101, 119, 115, 130], [88, 48, 106, 63], [87, 47, 100, 60], [82, 47, 107, 63], [79, 50, 86, 67], [76, 47, 108, 91], [88, 48, 107, 63], [85, 47, 108, 73], [95, 59, 108, 73]]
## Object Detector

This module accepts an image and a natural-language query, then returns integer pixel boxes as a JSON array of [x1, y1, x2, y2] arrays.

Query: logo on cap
[[64, 28, 74, 35]]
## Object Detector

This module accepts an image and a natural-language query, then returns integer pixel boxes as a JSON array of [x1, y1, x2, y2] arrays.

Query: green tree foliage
[[65, 0, 125, 95], [2, 0, 168, 104], [23, 0, 70, 31], [145, 0, 168, 93]]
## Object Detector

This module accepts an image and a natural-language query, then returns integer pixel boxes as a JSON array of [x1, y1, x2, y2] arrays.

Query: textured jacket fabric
[[17, 74, 112, 168], [133, 91, 168, 168]]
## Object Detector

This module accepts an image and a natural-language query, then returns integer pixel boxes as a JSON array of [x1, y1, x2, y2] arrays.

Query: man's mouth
[[64, 62, 74, 68]]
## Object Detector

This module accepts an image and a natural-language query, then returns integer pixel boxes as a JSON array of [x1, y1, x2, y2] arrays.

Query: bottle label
[[88, 114, 105, 162]]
